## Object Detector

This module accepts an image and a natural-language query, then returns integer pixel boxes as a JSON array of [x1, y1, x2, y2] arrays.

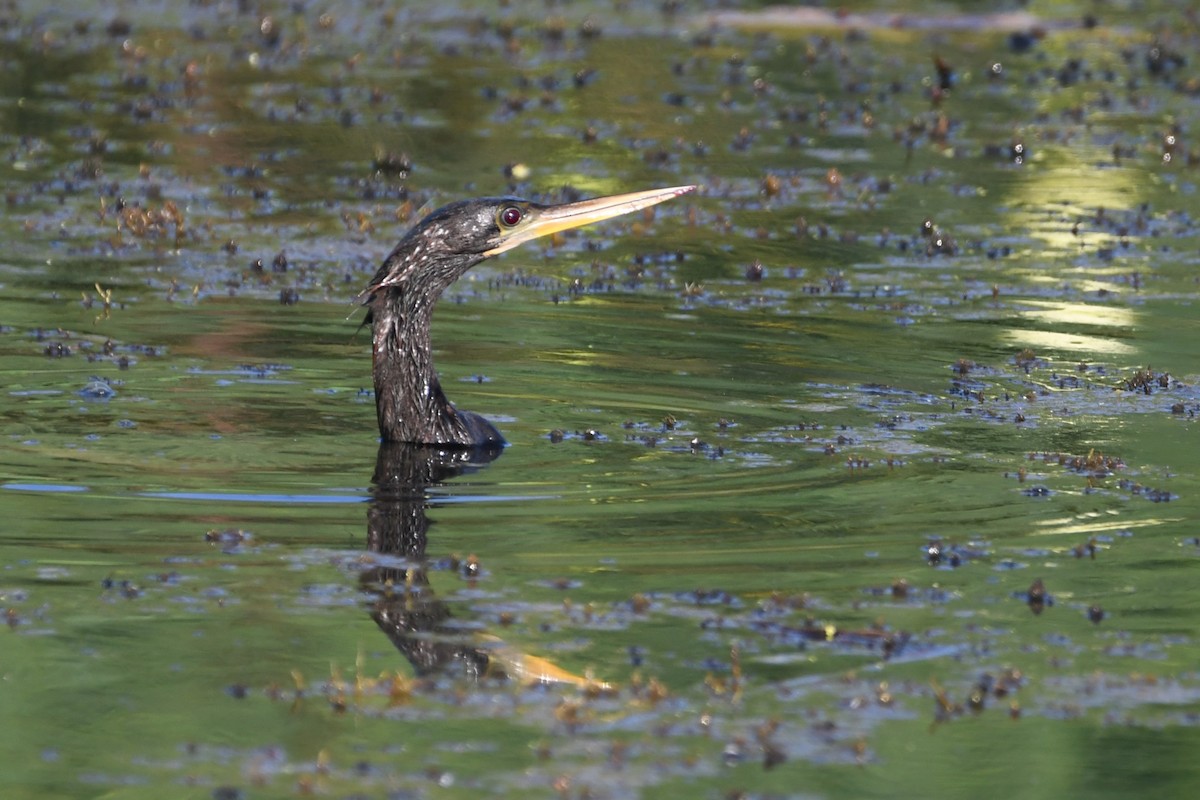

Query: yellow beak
[[483, 184, 696, 257]]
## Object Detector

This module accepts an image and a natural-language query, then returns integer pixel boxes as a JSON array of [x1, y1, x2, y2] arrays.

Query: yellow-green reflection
[[1032, 513, 1175, 538], [1005, 153, 1151, 253], [1003, 300, 1138, 356], [1018, 301, 1137, 330], [1001, 327, 1136, 356]]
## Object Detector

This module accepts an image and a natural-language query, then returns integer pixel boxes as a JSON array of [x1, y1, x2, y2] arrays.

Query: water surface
[[3, 1, 1200, 798]]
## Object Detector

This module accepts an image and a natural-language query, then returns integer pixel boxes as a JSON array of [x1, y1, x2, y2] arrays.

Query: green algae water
[[3, 2, 1200, 798]]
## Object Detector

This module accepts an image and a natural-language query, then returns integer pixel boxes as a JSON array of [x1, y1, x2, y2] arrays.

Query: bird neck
[[370, 286, 501, 448]]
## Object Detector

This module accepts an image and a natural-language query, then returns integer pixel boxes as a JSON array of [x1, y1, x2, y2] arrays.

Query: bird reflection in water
[[360, 442, 610, 688]]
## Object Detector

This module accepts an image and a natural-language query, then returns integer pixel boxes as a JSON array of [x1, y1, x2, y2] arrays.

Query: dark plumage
[[359, 186, 695, 447]]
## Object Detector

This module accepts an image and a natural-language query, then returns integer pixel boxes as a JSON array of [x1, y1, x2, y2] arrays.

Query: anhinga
[[359, 184, 695, 448]]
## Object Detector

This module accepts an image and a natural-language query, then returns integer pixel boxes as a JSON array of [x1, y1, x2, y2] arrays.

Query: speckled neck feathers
[[367, 283, 502, 448]]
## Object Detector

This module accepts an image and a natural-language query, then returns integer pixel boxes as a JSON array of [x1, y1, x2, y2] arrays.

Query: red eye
[[501, 206, 522, 226]]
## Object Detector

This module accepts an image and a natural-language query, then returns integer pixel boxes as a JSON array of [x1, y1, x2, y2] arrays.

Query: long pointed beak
[[483, 184, 696, 257]]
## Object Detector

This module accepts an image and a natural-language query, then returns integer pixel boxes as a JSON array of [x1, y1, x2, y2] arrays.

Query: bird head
[[361, 185, 696, 300]]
